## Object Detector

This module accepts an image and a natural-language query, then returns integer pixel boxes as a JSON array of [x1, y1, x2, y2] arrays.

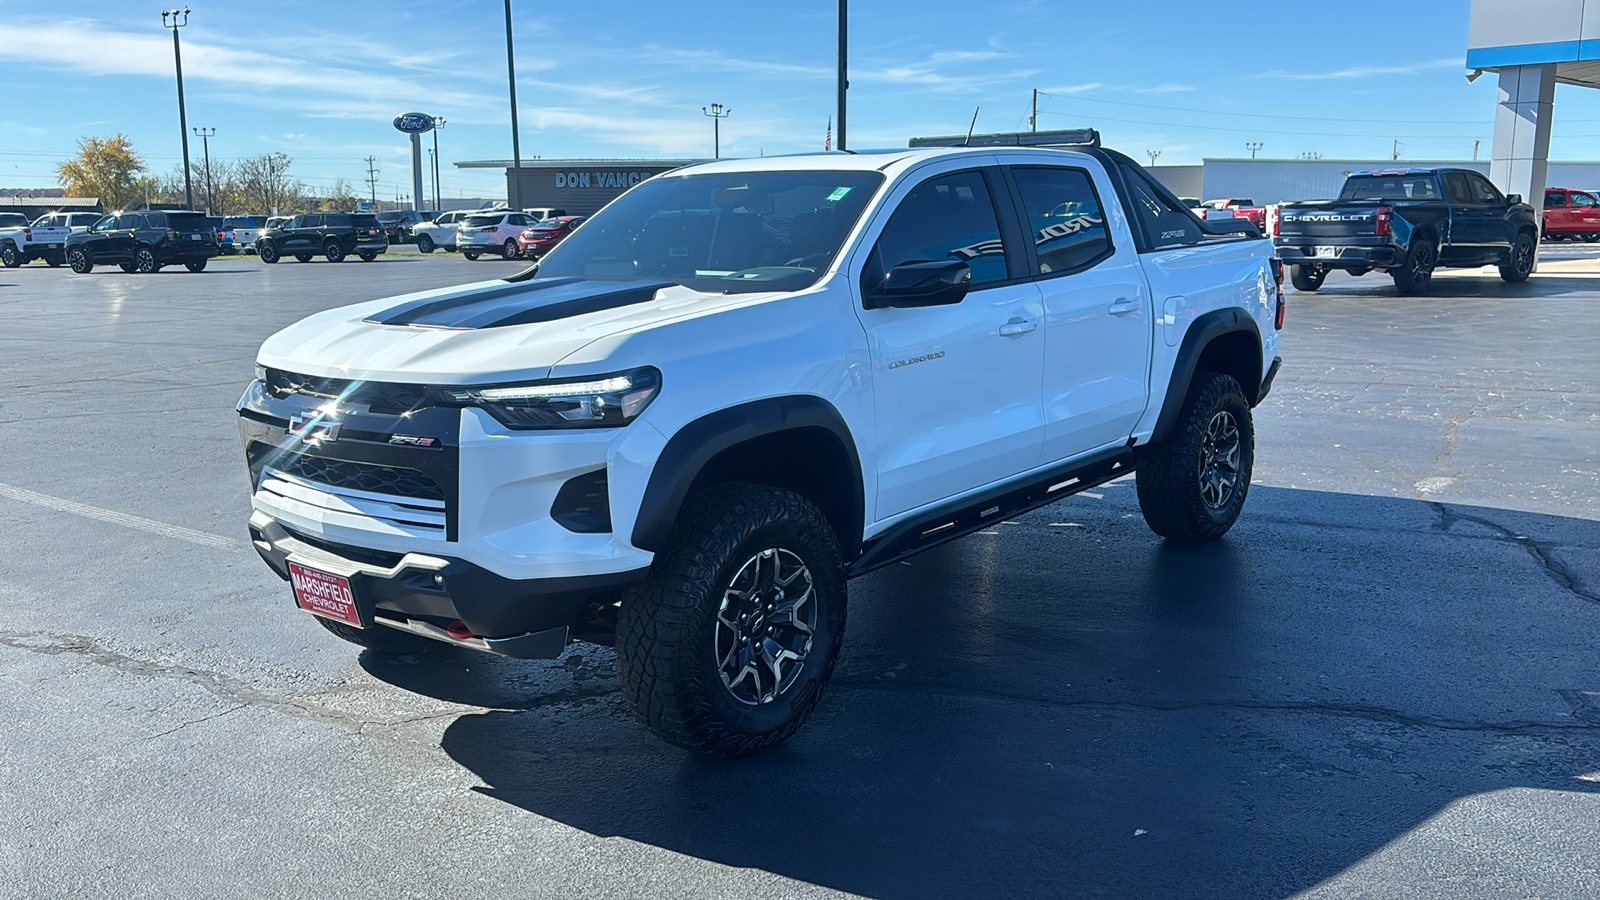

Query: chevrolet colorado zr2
[[237, 130, 1284, 758]]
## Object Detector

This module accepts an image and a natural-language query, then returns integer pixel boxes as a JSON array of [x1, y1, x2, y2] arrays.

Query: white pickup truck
[[0, 212, 72, 267], [237, 130, 1283, 758]]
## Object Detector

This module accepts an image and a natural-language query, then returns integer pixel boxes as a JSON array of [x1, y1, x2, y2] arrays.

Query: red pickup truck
[[1202, 198, 1266, 229], [1542, 188, 1600, 242]]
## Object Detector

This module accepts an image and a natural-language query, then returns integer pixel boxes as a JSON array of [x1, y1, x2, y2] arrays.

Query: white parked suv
[[238, 130, 1283, 757], [33, 211, 102, 234], [457, 211, 540, 260], [409, 210, 472, 254]]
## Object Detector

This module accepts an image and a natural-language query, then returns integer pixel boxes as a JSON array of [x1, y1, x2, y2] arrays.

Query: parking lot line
[[0, 482, 243, 551]]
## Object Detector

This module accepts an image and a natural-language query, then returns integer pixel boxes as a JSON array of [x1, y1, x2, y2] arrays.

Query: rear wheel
[[315, 617, 433, 654], [68, 248, 93, 273], [1500, 232, 1536, 283], [1289, 265, 1325, 292], [259, 242, 280, 264], [184, 259, 207, 273], [1136, 372, 1254, 544], [119, 262, 139, 273], [134, 247, 158, 273], [44, 252, 63, 267], [1390, 237, 1435, 295], [357, 251, 378, 261], [0, 244, 21, 268], [463, 251, 480, 260], [502, 239, 520, 260], [1585, 233, 1600, 243], [294, 253, 313, 263], [416, 235, 436, 253], [323, 239, 346, 263], [617, 484, 848, 758]]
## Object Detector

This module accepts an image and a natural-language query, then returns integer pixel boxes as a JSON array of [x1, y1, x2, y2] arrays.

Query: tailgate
[[1276, 204, 1382, 240]]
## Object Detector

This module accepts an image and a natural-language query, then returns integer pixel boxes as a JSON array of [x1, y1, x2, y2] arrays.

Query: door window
[[873, 169, 1011, 285], [302, 215, 324, 228], [324, 214, 351, 228], [283, 216, 304, 230], [1444, 173, 1473, 205], [1546, 190, 1568, 207], [1573, 193, 1596, 209], [145, 212, 167, 228], [1011, 167, 1114, 276], [1467, 174, 1504, 205], [91, 215, 118, 231]]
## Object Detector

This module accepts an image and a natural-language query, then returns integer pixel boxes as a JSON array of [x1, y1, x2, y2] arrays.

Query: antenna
[[964, 107, 980, 146]]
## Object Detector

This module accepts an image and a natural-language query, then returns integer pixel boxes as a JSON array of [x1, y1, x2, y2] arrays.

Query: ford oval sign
[[393, 112, 435, 134]]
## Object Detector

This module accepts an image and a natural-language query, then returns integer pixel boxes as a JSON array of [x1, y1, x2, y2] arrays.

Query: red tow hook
[[445, 619, 475, 641]]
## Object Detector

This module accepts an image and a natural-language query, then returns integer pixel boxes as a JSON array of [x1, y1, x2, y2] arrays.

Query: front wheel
[[119, 262, 139, 274], [0, 245, 21, 268], [357, 251, 377, 262], [323, 240, 346, 263], [184, 259, 207, 273], [294, 253, 313, 263], [1500, 232, 1536, 283], [259, 242, 280, 264], [68, 249, 93, 273], [463, 251, 480, 260], [416, 235, 435, 253], [1289, 265, 1325, 292], [617, 484, 848, 759], [1584, 233, 1600, 244], [1135, 372, 1254, 544], [502, 239, 520, 260], [44, 252, 63, 267], [1391, 238, 1435, 295]]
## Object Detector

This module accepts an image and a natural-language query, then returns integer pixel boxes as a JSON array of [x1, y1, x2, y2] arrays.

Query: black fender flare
[[631, 395, 865, 556], [1150, 309, 1263, 444]]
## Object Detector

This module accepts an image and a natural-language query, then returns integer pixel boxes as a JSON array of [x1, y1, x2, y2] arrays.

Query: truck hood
[[257, 276, 774, 385]]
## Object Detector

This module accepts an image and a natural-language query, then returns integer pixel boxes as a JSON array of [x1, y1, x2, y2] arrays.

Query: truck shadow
[[365, 485, 1600, 898]]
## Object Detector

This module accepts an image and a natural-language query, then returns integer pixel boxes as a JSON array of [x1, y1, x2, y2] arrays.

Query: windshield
[[537, 170, 883, 293], [1340, 175, 1439, 202], [533, 218, 564, 229]]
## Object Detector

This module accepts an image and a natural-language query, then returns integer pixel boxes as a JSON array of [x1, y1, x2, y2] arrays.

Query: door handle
[[1108, 298, 1141, 316], [998, 317, 1039, 337]]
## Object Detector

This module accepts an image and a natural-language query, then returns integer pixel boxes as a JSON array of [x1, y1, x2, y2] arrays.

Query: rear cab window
[[1009, 166, 1114, 276], [1339, 175, 1440, 201]]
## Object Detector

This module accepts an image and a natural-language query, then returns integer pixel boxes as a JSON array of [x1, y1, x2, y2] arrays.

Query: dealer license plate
[[190, 234, 204, 241], [1314, 246, 1339, 259], [288, 561, 362, 627]]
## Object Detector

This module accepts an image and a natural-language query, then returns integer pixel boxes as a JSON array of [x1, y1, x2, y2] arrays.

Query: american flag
[[825, 116, 832, 152]]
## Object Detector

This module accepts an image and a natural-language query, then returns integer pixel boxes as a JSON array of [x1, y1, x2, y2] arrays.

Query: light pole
[[837, 0, 847, 151], [192, 127, 215, 213], [431, 116, 446, 212], [504, 0, 524, 210], [162, 8, 194, 210], [1245, 141, 1264, 160], [1146, 150, 1161, 167], [702, 103, 731, 159]]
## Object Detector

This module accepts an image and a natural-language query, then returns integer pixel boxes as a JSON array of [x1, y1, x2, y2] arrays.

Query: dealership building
[[455, 159, 702, 215]]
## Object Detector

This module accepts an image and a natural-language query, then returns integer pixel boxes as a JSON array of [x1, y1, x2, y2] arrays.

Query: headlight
[[254, 363, 267, 383], [448, 367, 660, 429]]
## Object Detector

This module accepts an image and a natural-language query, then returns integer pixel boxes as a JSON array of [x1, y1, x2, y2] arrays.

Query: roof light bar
[[908, 129, 1102, 149]]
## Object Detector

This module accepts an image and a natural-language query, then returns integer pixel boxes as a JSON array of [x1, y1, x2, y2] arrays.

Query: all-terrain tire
[[1500, 231, 1536, 283], [314, 616, 432, 654], [259, 242, 280, 264], [1135, 372, 1254, 544], [616, 483, 848, 759], [323, 239, 346, 263], [416, 235, 435, 253], [1289, 265, 1325, 292], [1390, 237, 1436, 295]]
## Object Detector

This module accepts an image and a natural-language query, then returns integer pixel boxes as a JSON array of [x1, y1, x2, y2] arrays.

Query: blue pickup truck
[[1274, 167, 1539, 295]]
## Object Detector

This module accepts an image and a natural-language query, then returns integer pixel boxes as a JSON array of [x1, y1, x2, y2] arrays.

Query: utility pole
[[1392, 139, 1400, 161], [1031, 88, 1038, 133], [702, 104, 731, 159], [1147, 150, 1161, 167], [837, 0, 848, 152], [1245, 141, 1264, 160], [192, 127, 215, 213], [431, 116, 446, 212], [364, 156, 380, 209], [504, 0, 524, 210], [265, 155, 277, 214], [1473, 139, 1481, 161], [162, 8, 194, 210]]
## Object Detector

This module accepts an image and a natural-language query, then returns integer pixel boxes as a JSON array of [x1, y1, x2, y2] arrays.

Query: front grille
[[265, 368, 433, 415], [278, 455, 444, 502]]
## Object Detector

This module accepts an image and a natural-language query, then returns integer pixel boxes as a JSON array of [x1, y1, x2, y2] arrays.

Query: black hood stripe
[[365, 277, 676, 329]]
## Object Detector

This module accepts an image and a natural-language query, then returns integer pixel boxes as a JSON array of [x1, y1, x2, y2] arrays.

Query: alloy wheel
[[714, 548, 817, 705], [1198, 410, 1241, 510], [135, 249, 157, 273]]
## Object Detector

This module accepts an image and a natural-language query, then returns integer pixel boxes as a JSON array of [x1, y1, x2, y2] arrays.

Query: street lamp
[[702, 103, 731, 159], [161, 8, 194, 210], [192, 127, 215, 213], [431, 116, 446, 213], [1245, 141, 1264, 160], [504, 0, 523, 210]]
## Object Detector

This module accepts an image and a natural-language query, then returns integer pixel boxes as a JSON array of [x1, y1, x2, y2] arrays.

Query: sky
[[10, 0, 1600, 202]]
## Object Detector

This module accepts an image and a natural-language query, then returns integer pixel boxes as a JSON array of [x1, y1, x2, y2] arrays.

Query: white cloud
[[1259, 58, 1462, 81]]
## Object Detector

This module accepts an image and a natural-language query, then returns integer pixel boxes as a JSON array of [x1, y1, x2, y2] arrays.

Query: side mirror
[[865, 259, 972, 309], [1507, 194, 1523, 205]]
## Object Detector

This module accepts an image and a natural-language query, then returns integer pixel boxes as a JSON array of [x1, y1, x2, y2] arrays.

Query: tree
[[312, 179, 361, 212], [234, 152, 303, 215], [56, 135, 153, 211]]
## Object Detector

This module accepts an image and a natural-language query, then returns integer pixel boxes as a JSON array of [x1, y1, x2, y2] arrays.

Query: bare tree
[[234, 153, 303, 214]]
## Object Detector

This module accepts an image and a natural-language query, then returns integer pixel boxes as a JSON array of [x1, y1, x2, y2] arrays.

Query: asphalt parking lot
[[2, 251, 1597, 899]]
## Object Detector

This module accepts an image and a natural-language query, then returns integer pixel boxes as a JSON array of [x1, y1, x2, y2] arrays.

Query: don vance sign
[[555, 171, 651, 189]]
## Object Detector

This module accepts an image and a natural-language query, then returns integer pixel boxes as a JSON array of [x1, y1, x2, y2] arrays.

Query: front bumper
[[249, 512, 644, 654]]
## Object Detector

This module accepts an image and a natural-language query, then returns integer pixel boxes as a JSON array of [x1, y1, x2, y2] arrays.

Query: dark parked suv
[[66, 211, 218, 274], [256, 213, 388, 264], [375, 209, 424, 244]]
